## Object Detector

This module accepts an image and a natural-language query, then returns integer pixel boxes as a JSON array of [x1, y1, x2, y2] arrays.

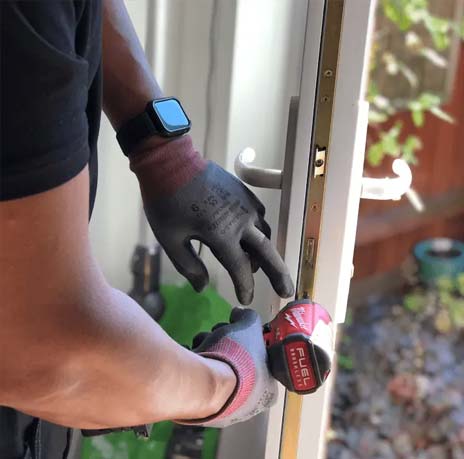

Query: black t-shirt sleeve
[[1, 1, 91, 200]]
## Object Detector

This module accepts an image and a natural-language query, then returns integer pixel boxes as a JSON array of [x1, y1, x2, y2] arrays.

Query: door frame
[[271, 1, 376, 458]]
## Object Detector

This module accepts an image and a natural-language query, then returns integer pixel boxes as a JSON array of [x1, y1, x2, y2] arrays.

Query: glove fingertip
[[275, 275, 295, 299], [212, 322, 229, 332], [238, 290, 254, 306], [250, 258, 260, 273], [189, 274, 209, 293], [229, 306, 258, 324], [192, 331, 211, 349]]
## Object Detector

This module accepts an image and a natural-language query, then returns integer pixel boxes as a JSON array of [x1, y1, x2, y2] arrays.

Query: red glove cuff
[[129, 135, 207, 197], [199, 337, 256, 423], [176, 338, 256, 426]]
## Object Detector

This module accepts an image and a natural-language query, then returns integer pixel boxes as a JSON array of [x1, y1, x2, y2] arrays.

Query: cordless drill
[[82, 299, 333, 439], [263, 299, 333, 394]]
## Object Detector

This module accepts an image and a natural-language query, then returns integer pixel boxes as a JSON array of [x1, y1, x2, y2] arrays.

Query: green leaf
[[368, 109, 389, 124], [429, 106, 455, 124], [408, 97, 436, 127], [433, 33, 450, 51], [338, 354, 354, 370], [406, 0, 428, 23], [408, 100, 422, 112], [381, 122, 402, 157], [404, 135, 422, 150], [440, 290, 455, 308], [402, 135, 422, 164], [401, 150, 418, 165], [367, 142, 385, 166], [367, 80, 379, 99], [418, 92, 441, 108], [383, 138, 400, 157], [448, 298, 464, 329], [382, 0, 412, 31], [389, 121, 403, 138], [411, 109, 425, 127], [457, 273, 464, 297], [437, 276, 456, 294], [423, 14, 451, 50], [404, 292, 425, 312]]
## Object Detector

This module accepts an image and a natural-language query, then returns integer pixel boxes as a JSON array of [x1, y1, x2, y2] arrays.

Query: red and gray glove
[[184, 307, 277, 428], [129, 135, 294, 305]]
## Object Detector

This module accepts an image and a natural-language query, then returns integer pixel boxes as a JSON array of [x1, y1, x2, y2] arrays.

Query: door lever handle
[[361, 158, 412, 201], [236, 147, 412, 202], [234, 147, 283, 189]]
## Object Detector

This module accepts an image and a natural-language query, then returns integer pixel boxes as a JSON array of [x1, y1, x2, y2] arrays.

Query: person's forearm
[[0, 170, 234, 429], [1, 278, 234, 429], [1, 276, 234, 429], [102, 0, 163, 130]]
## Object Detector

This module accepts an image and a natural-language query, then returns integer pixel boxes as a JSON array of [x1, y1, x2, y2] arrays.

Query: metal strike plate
[[314, 147, 326, 177]]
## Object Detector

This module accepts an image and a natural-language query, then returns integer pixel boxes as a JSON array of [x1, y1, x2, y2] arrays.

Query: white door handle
[[235, 148, 412, 202], [361, 158, 412, 200], [234, 148, 283, 189]]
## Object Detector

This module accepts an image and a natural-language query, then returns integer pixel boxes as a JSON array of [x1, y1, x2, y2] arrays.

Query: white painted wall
[[90, 1, 149, 292]]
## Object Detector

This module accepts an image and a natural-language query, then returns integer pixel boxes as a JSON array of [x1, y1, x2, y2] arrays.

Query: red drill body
[[263, 299, 333, 394]]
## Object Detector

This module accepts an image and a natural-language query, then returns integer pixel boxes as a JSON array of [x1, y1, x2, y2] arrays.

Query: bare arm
[[102, 0, 163, 130], [0, 167, 235, 429]]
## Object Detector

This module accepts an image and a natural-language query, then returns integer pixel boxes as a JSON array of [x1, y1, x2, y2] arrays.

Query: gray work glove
[[183, 307, 277, 428], [130, 135, 295, 305]]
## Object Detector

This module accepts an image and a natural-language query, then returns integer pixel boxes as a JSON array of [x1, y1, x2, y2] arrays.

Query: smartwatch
[[116, 97, 191, 156]]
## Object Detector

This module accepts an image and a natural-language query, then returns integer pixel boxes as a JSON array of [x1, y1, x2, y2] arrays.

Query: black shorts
[[0, 409, 81, 459]]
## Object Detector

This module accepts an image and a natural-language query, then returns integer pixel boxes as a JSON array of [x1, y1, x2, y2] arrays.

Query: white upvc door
[[288, 2, 376, 458], [218, 1, 376, 458]]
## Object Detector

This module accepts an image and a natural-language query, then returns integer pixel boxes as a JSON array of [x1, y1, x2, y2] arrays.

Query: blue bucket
[[413, 238, 464, 285]]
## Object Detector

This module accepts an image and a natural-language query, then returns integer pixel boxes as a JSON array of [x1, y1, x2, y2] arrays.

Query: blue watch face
[[153, 99, 190, 133]]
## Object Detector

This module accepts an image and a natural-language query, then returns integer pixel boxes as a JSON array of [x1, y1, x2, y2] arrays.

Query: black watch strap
[[116, 111, 159, 157]]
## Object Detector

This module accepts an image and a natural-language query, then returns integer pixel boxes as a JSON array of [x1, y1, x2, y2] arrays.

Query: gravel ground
[[327, 289, 464, 459]]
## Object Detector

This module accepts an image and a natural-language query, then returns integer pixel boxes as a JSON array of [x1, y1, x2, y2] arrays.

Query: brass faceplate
[[297, 0, 345, 300], [279, 1, 345, 458]]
